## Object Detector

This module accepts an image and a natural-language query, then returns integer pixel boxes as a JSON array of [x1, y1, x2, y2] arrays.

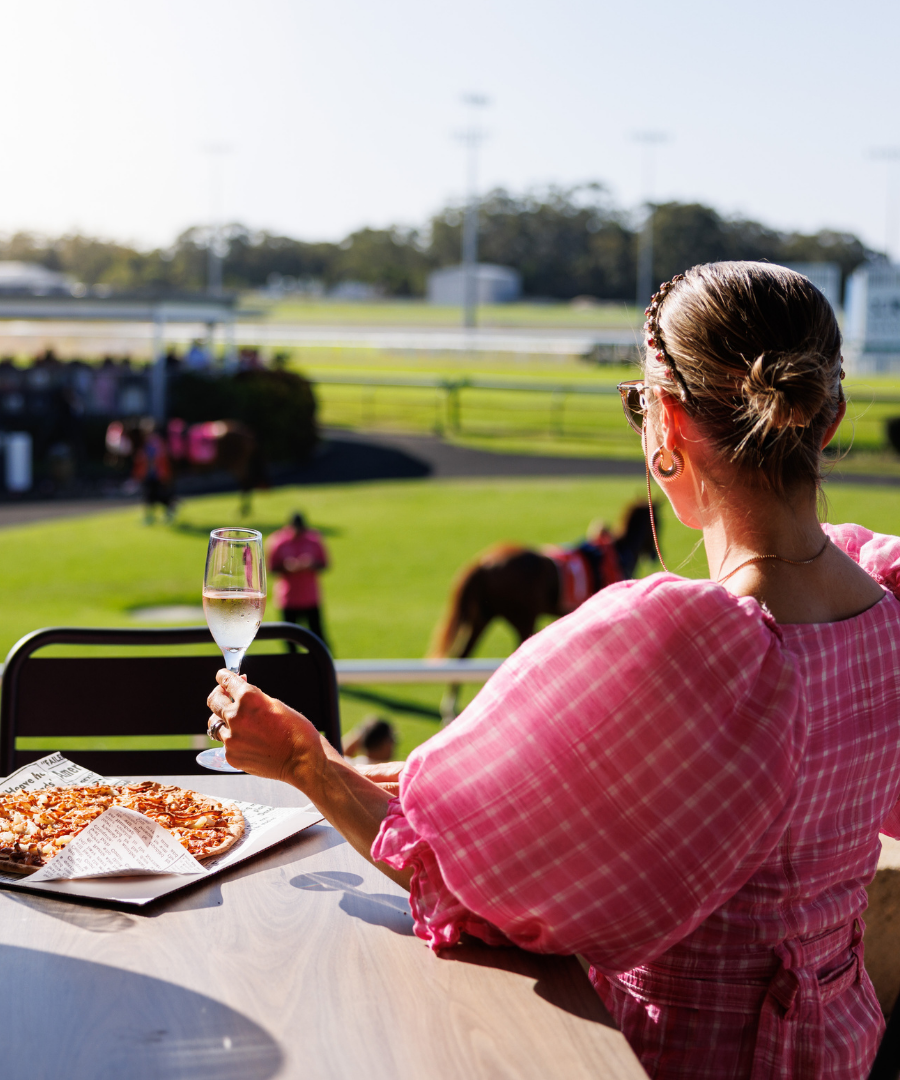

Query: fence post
[[551, 390, 566, 436], [433, 386, 444, 435], [445, 380, 462, 434]]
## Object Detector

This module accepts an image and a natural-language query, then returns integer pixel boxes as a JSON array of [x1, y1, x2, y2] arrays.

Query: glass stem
[[225, 650, 245, 675]]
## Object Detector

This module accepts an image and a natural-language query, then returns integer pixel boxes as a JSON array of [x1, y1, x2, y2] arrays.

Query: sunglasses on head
[[617, 380, 649, 435]]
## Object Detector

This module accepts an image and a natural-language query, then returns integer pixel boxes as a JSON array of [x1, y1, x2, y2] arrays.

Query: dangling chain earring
[[650, 446, 685, 482]]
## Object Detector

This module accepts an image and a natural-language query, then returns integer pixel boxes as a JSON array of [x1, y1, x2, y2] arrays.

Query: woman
[[208, 262, 900, 1078]]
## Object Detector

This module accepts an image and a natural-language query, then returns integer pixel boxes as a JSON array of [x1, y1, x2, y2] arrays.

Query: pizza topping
[[0, 782, 243, 874]]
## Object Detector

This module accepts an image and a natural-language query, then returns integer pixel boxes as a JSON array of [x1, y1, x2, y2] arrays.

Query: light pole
[[458, 94, 489, 329], [204, 144, 231, 296], [633, 131, 667, 312], [870, 147, 900, 262]]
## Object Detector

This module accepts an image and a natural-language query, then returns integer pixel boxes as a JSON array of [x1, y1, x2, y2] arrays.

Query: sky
[[1, 0, 900, 256]]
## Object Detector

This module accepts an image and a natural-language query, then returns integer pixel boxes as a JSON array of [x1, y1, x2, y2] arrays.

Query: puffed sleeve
[[373, 575, 808, 973], [824, 524, 900, 838], [823, 522, 900, 601]]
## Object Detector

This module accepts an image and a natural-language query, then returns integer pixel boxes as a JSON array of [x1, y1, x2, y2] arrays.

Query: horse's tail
[[430, 543, 525, 657], [429, 562, 482, 658]]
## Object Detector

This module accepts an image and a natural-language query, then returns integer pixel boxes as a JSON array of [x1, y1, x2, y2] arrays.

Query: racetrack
[[0, 427, 896, 529]]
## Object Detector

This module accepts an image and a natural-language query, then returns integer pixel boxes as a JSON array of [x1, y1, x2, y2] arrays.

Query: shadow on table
[[2, 877, 227, 923], [2, 889, 141, 932], [0, 944, 283, 1078], [439, 942, 619, 1028], [0, 825, 342, 923], [290, 869, 414, 935], [170, 823, 345, 902]]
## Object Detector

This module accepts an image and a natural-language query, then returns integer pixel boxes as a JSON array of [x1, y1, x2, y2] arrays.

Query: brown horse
[[430, 502, 659, 719], [106, 417, 265, 515]]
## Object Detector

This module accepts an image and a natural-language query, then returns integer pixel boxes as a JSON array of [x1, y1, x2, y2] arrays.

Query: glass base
[[196, 746, 244, 774]]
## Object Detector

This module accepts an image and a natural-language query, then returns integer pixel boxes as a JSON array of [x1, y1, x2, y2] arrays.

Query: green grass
[[6, 477, 900, 759], [292, 353, 651, 458], [240, 295, 641, 329], [298, 349, 634, 381], [294, 352, 900, 467], [314, 380, 642, 458]]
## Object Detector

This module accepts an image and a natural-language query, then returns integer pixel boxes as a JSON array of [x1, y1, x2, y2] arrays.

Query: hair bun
[[741, 350, 829, 438]]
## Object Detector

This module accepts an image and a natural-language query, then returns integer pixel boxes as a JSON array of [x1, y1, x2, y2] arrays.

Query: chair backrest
[[868, 999, 900, 1080], [0, 623, 340, 776]]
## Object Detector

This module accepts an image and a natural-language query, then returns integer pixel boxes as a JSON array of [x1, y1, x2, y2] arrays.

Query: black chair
[[869, 999, 900, 1080], [0, 623, 340, 777]]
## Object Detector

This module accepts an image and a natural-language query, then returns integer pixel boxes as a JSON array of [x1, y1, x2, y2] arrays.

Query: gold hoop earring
[[650, 446, 684, 482]]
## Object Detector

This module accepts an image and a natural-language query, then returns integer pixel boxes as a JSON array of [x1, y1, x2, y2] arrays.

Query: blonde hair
[[644, 261, 843, 495]]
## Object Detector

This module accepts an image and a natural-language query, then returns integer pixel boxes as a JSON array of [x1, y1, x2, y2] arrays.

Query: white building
[[427, 264, 522, 305], [0, 261, 74, 296], [329, 280, 383, 301], [783, 262, 842, 314], [844, 262, 900, 373]]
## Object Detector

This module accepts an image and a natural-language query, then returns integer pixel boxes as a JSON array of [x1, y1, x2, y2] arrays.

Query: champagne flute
[[197, 527, 266, 773]]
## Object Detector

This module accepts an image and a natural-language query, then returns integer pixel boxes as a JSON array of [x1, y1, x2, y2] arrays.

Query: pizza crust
[[0, 782, 245, 876], [0, 855, 44, 876]]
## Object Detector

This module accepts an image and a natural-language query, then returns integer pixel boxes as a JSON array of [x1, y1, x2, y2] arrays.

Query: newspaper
[[31, 806, 205, 881], [0, 751, 106, 795], [0, 752, 314, 882]]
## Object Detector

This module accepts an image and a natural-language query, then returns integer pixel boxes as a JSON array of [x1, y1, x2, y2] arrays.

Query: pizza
[[0, 781, 245, 875]]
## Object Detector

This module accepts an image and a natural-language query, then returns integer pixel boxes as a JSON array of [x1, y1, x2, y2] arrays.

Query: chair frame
[[0, 623, 340, 776], [869, 998, 900, 1079]]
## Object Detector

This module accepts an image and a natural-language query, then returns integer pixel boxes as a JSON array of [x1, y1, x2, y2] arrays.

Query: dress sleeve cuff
[[372, 798, 511, 949]]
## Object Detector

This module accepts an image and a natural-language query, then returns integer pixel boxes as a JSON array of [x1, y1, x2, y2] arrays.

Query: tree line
[[0, 184, 876, 301]]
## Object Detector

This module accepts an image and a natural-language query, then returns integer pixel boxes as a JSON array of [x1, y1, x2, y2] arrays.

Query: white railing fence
[[334, 658, 502, 685], [0, 658, 504, 685]]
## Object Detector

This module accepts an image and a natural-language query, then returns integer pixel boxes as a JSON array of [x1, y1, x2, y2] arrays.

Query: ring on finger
[[208, 718, 226, 742]]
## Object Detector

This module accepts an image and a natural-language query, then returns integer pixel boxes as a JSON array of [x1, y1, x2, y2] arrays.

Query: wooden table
[[0, 774, 647, 1079]]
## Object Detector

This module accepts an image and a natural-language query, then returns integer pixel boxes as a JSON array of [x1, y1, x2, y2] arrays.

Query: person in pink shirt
[[208, 262, 900, 1078], [266, 512, 329, 648]]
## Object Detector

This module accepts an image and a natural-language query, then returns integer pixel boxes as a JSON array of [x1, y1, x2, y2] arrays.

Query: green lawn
[[240, 295, 641, 329], [5, 477, 900, 759], [296, 352, 900, 468]]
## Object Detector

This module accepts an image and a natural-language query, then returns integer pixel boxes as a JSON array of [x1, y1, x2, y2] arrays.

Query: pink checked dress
[[372, 524, 900, 1079]]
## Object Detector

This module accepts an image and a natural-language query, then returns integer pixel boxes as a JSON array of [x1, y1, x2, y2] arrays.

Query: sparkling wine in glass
[[197, 527, 266, 773]]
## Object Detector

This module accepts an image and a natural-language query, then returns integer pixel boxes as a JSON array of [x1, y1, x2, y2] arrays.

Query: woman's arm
[[352, 761, 404, 797], [207, 670, 412, 890]]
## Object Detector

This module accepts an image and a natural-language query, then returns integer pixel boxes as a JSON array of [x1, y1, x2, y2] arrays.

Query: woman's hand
[[207, 669, 328, 789], [352, 761, 405, 797], [207, 672, 412, 890]]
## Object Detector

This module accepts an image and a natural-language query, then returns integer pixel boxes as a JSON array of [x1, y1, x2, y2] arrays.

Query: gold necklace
[[716, 536, 830, 585]]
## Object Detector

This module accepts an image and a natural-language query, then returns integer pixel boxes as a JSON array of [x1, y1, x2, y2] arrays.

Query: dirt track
[[0, 429, 895, 530]]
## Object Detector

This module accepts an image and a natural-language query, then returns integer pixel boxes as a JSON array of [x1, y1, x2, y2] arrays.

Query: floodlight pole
[[460, 95, 488, 329], [633, 132, 667, 313], [204, 144, 231, 298], [871, 147, 900, 261]]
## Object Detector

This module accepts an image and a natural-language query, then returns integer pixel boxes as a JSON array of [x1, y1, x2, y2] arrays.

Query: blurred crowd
[[0, 345, 266, 422]]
